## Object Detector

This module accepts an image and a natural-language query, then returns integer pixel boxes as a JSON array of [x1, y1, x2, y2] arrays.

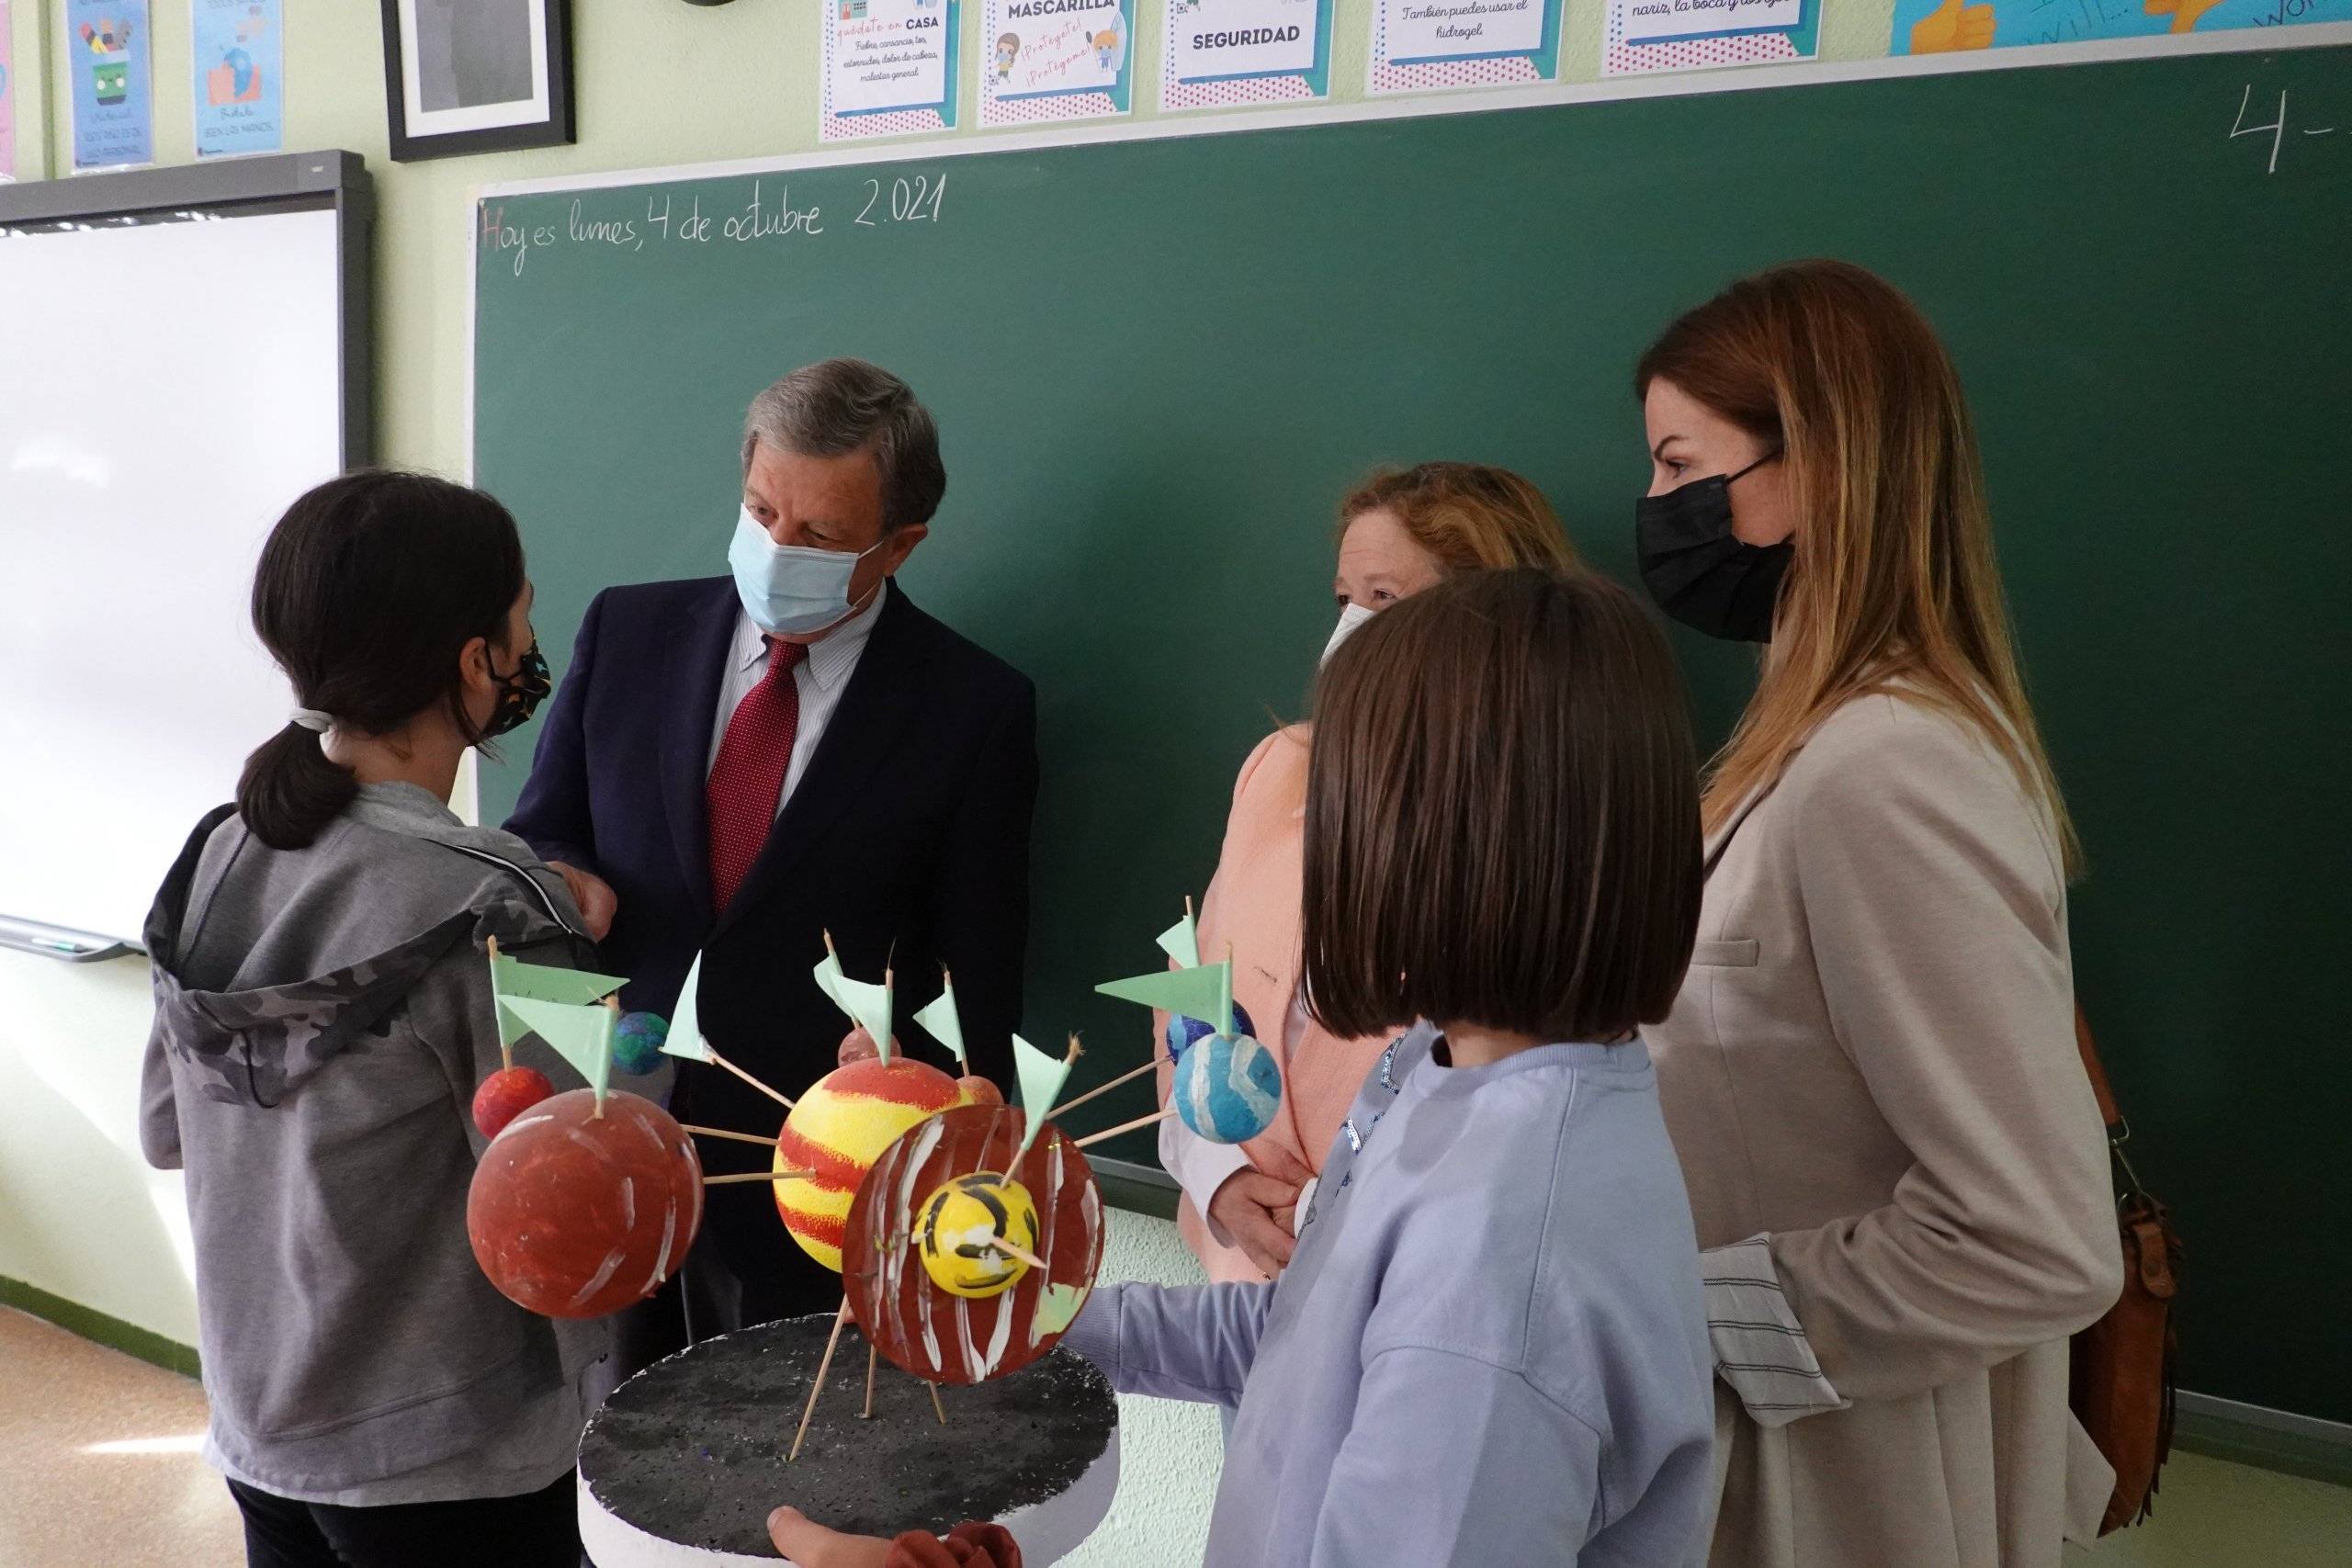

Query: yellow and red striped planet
[[771, 1056, 994, 1270]]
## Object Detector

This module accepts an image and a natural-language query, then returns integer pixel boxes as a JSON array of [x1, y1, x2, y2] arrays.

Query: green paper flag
[[489, 954, 628, 1050], [814, 951, 894, 1064], [1155, 910, 1200, 971], [1012, 1032, 1074, 1156], [500, 995, 615, 1104], [1034, 1281, 1090, 1338], [911, 976, 967, 1070], [660, 954, 712, 1063], [1095, 961, 1236, 1036]]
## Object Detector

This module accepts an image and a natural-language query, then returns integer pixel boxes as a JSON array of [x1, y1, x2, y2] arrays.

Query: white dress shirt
[[706, 581, 888, 813]]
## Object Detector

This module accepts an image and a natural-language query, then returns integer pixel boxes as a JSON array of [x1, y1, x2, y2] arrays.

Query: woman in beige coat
[[1632, 260, 2124, 1568]]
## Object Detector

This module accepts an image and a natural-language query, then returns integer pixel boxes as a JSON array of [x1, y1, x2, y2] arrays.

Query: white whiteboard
[[0, 205, 345, 945]]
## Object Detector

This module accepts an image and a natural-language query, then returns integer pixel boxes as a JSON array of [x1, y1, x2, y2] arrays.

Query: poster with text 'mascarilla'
[[982, 0, 1134, 126], [1369, 0, 1565, 95], [824, 0, 960, 141]]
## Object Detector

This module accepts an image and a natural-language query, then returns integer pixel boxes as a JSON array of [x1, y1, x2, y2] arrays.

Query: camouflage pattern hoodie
[[141, 782, 613, 1500]]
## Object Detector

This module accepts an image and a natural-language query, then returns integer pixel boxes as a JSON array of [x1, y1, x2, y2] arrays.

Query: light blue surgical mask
[[728, 505, 882, 637]]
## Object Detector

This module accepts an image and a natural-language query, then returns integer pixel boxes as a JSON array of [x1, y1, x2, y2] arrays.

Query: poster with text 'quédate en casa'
[[982, 0, 1133, 126], [824, 0, 959, 141]]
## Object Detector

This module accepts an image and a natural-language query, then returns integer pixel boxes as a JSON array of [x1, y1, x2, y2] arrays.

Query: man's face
[[741, 441, 926, 641]]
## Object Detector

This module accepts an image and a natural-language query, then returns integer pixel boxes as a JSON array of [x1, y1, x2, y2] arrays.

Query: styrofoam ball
[[1164, 998, 1257, 1066], [1170, 1032, 1282, 1145]]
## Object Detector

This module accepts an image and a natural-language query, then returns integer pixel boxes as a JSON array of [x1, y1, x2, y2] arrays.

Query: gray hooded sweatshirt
[[141, 783, 613, 1505]]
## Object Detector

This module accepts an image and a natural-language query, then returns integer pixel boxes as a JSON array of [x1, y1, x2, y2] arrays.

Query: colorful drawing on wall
[[981, 0, 1133, 127], [1892, 0, 2348, 52], [822, 0, 959, 141], [1603, 0, 1816, 75], [194, 0, 284, 159], [1, 0, 17, 181], [68, 0, 153, 170], [1368, 0, 1563, 96], [1163, 0, 1332, 108]]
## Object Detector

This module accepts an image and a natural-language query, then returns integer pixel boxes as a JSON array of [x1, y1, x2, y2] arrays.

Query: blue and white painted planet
[[1171, 1029, 1282, 1145]]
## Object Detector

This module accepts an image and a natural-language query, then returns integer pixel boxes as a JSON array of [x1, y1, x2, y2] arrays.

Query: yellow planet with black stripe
[[917, 1172, 1041, 1299], [771, 1056, 984, 1271]]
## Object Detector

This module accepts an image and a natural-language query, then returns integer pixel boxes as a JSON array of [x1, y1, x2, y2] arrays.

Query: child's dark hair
[[237, 470, 526, 851], [1303, 568, 1702, 1043]]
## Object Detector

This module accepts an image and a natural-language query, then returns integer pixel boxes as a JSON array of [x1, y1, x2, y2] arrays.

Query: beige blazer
[[1646, 691, 2124, 1568]]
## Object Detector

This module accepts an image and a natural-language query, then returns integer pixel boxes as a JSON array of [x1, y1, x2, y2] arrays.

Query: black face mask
[[1634, 454, 1790, 644], [483, 641, 551, 738]]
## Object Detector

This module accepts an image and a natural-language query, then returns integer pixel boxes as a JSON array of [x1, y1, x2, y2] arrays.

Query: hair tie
[[289, 708, 334, 733]]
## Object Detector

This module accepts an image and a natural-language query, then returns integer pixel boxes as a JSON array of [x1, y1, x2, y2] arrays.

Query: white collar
[[730, 578, 889, 691]]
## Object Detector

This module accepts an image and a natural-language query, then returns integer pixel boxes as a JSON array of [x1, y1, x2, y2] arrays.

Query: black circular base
[[578, 1313, 1117, 1559]]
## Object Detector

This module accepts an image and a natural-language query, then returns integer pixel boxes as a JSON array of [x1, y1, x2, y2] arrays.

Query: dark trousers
[[228, 1474, 578, 1568]]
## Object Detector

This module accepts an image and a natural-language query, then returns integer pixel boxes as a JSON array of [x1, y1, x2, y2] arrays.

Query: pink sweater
[[1159, 728, 1393, 1283]]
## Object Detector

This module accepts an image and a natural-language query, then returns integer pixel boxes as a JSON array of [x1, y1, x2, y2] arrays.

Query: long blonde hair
[[1636, 259, 2078, 873]]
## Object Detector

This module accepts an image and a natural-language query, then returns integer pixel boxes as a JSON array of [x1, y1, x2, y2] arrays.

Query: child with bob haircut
[[771, 568, 1715, 1568]]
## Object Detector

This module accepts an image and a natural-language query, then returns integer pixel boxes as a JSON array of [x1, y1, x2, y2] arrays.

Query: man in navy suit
[[506, 359, 1035, 1352]]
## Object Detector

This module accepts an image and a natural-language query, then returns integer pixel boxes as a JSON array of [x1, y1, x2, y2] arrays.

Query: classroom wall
[[0, 0, 1915, 1356]]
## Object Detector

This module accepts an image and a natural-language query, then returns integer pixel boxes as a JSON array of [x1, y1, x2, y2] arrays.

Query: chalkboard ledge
[[1089, 1156, 1179, 1223]]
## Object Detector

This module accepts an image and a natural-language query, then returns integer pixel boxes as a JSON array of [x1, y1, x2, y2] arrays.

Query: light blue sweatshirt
[[1062, 1023, 1714, 1567]]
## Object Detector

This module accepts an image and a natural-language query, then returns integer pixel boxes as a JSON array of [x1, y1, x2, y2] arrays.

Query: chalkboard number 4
[[858, 174, 947, 227]]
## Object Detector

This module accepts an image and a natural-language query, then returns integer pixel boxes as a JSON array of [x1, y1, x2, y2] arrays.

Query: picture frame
[[379, 0, 572, 163]]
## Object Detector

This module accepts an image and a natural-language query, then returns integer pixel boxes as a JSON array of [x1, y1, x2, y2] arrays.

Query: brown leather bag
[[2067, 1009, 2182, 1534]]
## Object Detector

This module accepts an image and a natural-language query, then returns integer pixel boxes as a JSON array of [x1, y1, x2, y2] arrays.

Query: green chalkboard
[[475, 47, 2352, 1423]]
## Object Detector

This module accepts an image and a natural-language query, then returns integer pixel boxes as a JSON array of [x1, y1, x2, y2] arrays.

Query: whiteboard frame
[[0, 151, 374, 958]]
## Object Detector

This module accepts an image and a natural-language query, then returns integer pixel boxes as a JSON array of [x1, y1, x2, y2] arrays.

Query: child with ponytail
[[141, 470, 606, 1568]]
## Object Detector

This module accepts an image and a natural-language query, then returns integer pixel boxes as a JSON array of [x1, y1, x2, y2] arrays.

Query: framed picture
[[380, 0, 571, 162]]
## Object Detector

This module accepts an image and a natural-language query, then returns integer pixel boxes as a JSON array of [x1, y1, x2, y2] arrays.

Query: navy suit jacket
[[505, 576, 1035, 1311]]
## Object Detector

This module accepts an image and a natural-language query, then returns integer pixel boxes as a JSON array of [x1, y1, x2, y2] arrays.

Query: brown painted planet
[[844, 1103, 1104, 1387], [468, 1088, 704, 1319]]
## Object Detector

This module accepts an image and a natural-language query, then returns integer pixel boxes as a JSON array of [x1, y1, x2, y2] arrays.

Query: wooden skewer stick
[[928, 1381, 948, 1426], [1047, 1056, 1161, 1122], [863, 1345, 878, 1420], [594, 996, 623, 1118], [680, 1124, 781, 1148], [789, 1298, 854, 1462], [704, 1168, 816, 1186], [1072, 1106, 1176, 1150], [486, 936, 512, 1072], [710, 1050, 796, 1110], [988, 1235, 1048, 1272]]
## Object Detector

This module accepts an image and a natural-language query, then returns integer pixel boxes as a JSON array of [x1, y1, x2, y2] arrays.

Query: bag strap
[[2074, 1008, 2123, 1133], [2073, 1006, 2152, 1198]]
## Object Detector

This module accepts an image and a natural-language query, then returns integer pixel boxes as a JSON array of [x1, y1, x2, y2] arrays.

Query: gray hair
[[741, 358, 947, 532]]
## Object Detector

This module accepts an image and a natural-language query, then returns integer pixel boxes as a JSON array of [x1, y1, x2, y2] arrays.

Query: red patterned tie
[[707, 637, 809, 911]]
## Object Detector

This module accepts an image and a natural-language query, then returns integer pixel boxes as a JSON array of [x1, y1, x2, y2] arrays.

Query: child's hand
[[768, 1507, 892, 1568], [1209, 1169, 1303, 1278]]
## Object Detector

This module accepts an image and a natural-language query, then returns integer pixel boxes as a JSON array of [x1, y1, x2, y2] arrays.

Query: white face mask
[[727, 505, 882, 637], [1320, 602, 1376, 666]]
